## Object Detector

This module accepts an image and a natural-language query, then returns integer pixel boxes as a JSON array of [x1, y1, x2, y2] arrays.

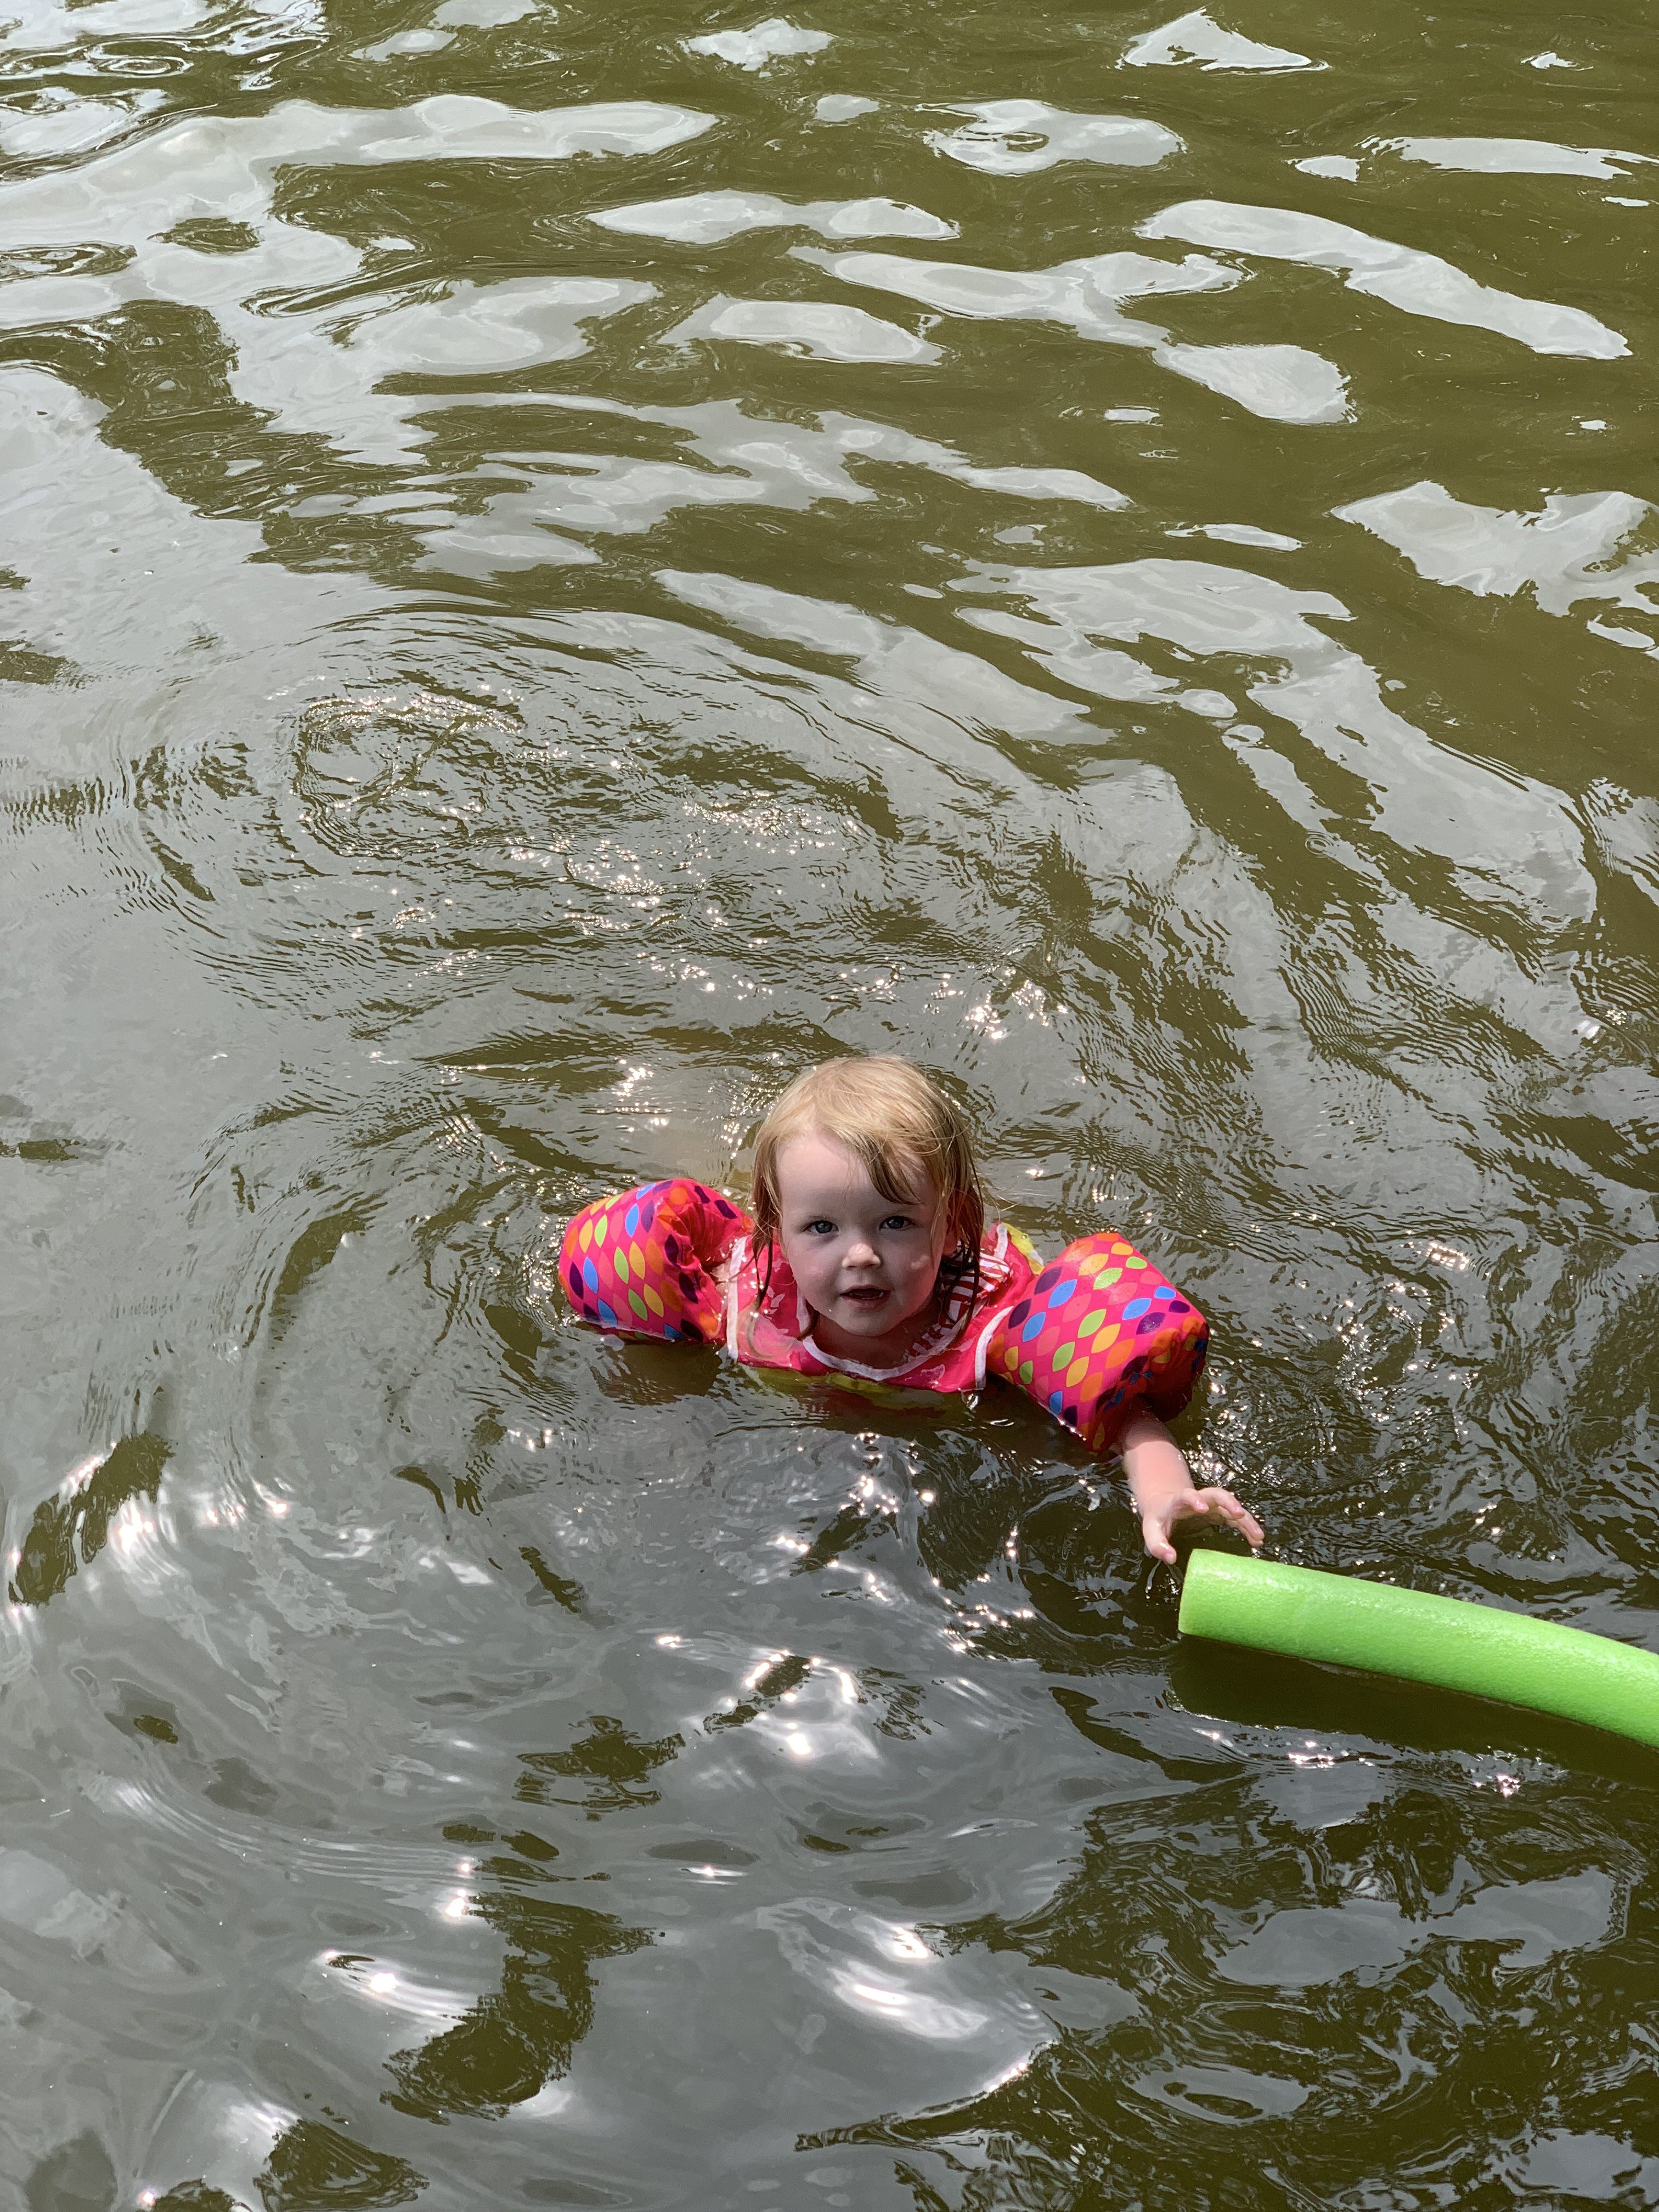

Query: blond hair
[[751, 1057, 985, 1306]]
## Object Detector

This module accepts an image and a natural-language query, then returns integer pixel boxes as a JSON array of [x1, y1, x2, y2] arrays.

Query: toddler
[[560, 1055, 1261, 1562]]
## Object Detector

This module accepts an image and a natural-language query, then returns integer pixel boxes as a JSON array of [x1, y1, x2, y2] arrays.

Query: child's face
[[775, 1131, 949, 1363]]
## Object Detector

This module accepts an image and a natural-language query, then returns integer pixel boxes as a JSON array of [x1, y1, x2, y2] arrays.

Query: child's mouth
[[839, 1286, 889, 1308]]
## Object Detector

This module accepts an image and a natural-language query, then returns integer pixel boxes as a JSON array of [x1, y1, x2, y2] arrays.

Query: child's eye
[[805, 1218, 837, 1235], [882, 1214, 915, 1232]]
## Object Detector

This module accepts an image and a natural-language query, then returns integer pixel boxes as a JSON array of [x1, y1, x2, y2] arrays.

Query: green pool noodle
[[1178, 1550, 1659, 1750]]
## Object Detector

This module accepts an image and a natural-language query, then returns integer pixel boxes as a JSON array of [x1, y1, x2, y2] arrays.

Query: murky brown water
[[2, 0, 1657, 2203]]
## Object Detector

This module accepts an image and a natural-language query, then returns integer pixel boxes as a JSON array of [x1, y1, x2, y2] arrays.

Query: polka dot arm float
[[560, 1178, 750, 1345], [1180, 1551, 1659, 1751], [981, 1231, 1209, 1455]]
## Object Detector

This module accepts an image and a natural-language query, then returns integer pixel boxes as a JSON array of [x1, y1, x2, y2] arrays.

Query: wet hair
[[750, 1056, 986, 1315]]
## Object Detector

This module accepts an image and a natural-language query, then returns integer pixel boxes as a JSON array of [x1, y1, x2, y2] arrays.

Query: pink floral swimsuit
[[560, 1178, 1207, 1456]]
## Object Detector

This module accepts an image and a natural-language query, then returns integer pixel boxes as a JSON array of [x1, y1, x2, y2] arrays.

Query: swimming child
[[560, 1055, 1262, 1564]]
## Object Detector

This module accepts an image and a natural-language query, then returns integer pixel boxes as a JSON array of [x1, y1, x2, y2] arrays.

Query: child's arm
[[1120, 1410, 1263, 1565]]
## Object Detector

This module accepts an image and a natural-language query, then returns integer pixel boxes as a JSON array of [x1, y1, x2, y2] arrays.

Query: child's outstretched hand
[[1139, 1483, 1265, 1567], [1119, 1410, 1263, 1566]]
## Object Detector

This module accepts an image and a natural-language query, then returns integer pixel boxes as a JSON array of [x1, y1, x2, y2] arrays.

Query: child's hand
[[1119, 1411, 1263, 1566], [1139, 1484, 1264, 1566]]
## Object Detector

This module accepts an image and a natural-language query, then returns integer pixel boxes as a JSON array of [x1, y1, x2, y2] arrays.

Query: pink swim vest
[[559, 1178, 1207, 1457]]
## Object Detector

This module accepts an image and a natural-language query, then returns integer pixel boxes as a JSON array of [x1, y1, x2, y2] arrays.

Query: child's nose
[[845, 1238, 879, 1266]]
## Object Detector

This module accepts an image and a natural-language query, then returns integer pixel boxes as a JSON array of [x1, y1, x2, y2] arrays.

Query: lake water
[[2, 0, 1657, 2203]]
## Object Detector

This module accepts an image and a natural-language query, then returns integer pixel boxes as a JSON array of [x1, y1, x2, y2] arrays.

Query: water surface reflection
[[2, 0, 1657, 2203]]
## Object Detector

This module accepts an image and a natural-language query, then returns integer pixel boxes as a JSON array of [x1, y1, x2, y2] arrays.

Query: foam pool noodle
[[1178, 1551, 1659, 1750]]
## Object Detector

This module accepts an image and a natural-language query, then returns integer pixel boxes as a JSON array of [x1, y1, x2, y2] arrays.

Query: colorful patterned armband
[[985, 1231, 1208, 1454], [560, 1179, 749, 1345]]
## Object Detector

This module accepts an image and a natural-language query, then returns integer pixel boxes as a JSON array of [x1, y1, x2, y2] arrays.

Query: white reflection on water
[[0, 97, 719, 475], [951, 555, 1599, 932], [802, 242, 1347, 422], [761, 1899, 1048, 2058], [0, 92, 161, 155], [1122, 9, 1322, 72], [0, 1848, 184, 1980], [1218, 1870, 1617, 1989], [399, 390, 1134, 567], [137, 2089, 296, 2212], [1380, 134, 1656, 180], [929, 100, 1182, 175], [668, 296, 943, 365], [1143, 199, 1628, 359], [315, 1950, 476, 2026], [2, 0, 204, 48], [593, 189, 955, 245], [1153, 340, 1347, 425], [341, 276, 654, 377], [1171, 521, 1303, 551], [103, 1495, 183, 1601], [684, 17, 831, 69], [658, 568, 1082, 738], [1335, 482, 1659, 656]]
